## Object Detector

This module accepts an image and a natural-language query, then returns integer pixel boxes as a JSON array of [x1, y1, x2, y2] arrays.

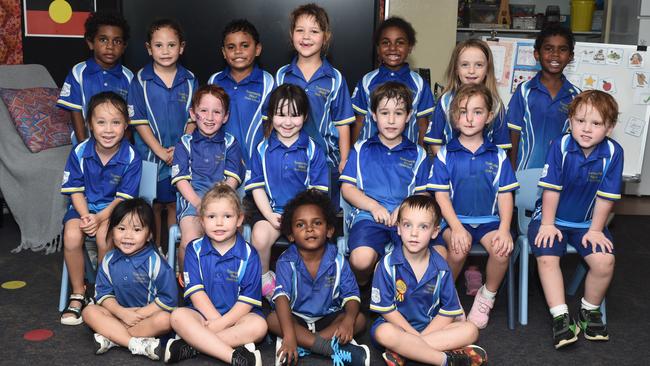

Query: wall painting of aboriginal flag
[[23, 0, 95, 37]]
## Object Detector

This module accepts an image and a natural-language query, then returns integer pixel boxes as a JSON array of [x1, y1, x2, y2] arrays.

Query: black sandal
[[60, 293, 87, 326]]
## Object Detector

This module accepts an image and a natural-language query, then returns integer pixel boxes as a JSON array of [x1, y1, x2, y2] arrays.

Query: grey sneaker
[[129, 337, 161, 360], [93, 333, 117, 355]]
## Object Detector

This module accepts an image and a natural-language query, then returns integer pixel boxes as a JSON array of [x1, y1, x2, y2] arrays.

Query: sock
[[480, 285, 497, 300], [310, 335, 333, 357], [549, 304, 569, 318], [581, 297, 600, 311], [262, 271, 274, 283], [127, 337, 140, 353], [441, 353, 448, 366]]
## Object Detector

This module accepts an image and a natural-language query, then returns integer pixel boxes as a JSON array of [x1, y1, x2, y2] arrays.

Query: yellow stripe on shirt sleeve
[[129, 119, 150, 125], [154, 297, 176, 312], [427, 183, 450, 191], [499, 182, 520, 192], [538, 181, 562, 191], [56, 99, 82, 110], [507, 123, 522, 131], [333, 116, 356, 126], [224, 170, 242, 184], [369, 304, 395, 313], [61, 187, 85, 193], [244, 181, 265, 191], [183, 284, 204, 298], [238, 295, 262, 307], [597, 190, 621, 200], [352, 104, 367, 115], [423, 137, 443, 144], [416, 107, 434, 117], [171, 175, 191, 185], [116, 192, 134, 200]]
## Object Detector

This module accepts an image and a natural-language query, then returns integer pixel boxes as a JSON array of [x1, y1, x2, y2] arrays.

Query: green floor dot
[[2, 280, 26, 290]]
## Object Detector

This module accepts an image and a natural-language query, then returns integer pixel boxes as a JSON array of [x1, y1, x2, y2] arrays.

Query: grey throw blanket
[[0, 65, 70, 253]]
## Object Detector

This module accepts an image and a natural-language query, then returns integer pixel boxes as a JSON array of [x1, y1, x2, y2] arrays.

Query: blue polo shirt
[[128, 62, 198, 181], [61, 138, 142, 212], [424, 91, 510, 149], [95, 243, 177, 312], [57, 58, 133, 118], [507, 72, 580, 170], [183, 233, 262, 314], [208, 66, 275, 166], [351, 64, 434, 142], [340, 135, 430, 223], [427, 138, 519, 224], [244, 130, 329, 213], [272, 244, 360, 322], [370, 243, 463, 332], [532, 134, 623, 228], [274, 58, 355, 166], [171, 129, 245, 194]]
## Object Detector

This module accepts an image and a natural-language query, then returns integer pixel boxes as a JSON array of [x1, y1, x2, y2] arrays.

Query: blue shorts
[[527, 220, 615, 258], [329, 167, 341, 213], [440, 221, 500, 247], [155, 177, 176, 204], [176, 194, 197, 222], [62, 206, 97, 225], [348, 219, 399, 257]]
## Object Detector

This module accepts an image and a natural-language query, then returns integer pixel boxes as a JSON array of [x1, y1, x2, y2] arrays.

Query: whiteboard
[[486, 37, 650, 179]]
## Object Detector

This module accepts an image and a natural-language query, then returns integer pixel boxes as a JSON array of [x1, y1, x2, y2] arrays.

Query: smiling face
[[288, 204, 334, 251], [201, 197, 243, 248], [535, 35, 573, 76], [454, 95, 493, 139], [377, 26, 412, 70], [372, 96, 410, 147], [112, 212, 150, 256], [292, 15, 327, 60], [272, 98, 305, 143], [88, 25, 126, 69], [222, 31, 261, 74], [190, 94, 228, 138], [146, 26, 184, 69], [457, 46, 488, 85], [398, 206, 439, 255], [89, 101, 127, 152], [569, 102, 612, 156]]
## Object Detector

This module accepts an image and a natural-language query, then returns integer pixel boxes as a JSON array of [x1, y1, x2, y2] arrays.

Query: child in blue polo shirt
[[267, 189, 369, 366], [370, 195, 486, 366], [57, 11, 133, 143], [424, 39, 510, 154], [60, 92, 142, 326], [507, 24, 581, 171], [165, 183, 266, 366], [275, 3, 355, 210], [428, 84, 519, 330], [351, 16, 434, 145], [528, 90, 622, 349], [128, 19, 198, 249], [208, 19, 274, 167], [82, 198, 176, 360], [245, 84, 329, 302], [172, 85, 244, 277], [341, 81, 430, 288]]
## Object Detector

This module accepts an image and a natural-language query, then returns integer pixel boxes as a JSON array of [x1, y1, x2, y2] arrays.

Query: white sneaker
[[275, 337, 284, 366], [129, 337, 161, 360], [93, 333, 117, 355]]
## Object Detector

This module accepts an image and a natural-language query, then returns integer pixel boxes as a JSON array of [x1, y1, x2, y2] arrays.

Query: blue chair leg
[[507, 254, 515, 330], [567, 261, 588, 296], [58, 259, 69, 312], [601, 298, 607, 324], [83, 249, 96, 284], [242, 224, 252, 244], [168, 224, 179, 270], [518, 237, 529, 325]]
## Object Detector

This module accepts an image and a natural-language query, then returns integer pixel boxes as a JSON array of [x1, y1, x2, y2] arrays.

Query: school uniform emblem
[[395, 279, 407, 302]]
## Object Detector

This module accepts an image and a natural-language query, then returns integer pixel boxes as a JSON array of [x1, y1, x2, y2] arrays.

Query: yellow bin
[[571, 0, 595, 32]]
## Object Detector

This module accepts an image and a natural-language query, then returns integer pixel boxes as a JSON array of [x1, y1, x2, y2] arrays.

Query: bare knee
[[374, 324, 397, 348], [588, 254, 615, 276], [349, 250, 377, 273], [64, 223, 84, 250], [152, 311, 172, 330], [537, 256, 559, 269]]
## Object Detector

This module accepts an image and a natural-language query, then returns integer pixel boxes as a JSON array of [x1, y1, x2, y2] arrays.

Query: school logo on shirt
[[395, 279, 407, 302], [110, 173, 122, 186], [371, 287, 381, 303], [293, 161, 308, 172], [227, 269, 240, 282], [559, 102, 569, 114], [245, 90, 261, 103], [588, 170, 603, 182], [425, 283, 437, 294], [62, 171, 70, 185], [171, 164, 180, 178], [541, 164, 549, 178], [61, 82, 71, 97], [399, 157, 415, 169], [128, 105, 135, 118], [133, 273, 149, 284], [484, 161, 498, 176], [178, 92, 188, 103], [324, 275, 336, 288], [314, 85, 331, 99]]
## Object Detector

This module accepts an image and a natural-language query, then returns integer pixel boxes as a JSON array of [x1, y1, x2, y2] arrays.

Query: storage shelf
[[457, 27, 601, 36]]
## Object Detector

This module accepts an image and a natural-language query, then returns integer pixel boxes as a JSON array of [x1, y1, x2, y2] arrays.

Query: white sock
[[480, 285, 497, 300], [262, 271, 274, 283], [549, 304, 569, 318], [128, 337, 141, 353], [581, 297, 600, 310]]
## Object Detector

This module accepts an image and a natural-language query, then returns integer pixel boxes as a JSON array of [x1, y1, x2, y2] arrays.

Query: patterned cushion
[[0, 87, 72, 153]]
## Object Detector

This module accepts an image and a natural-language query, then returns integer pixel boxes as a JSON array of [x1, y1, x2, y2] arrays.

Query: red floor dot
[[24, 329, 53, 341]]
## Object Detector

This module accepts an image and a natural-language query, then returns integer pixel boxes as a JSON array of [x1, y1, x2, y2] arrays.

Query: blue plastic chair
[[515, 169, 606, 325]]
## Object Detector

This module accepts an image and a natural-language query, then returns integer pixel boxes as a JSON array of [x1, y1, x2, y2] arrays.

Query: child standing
[[424, 39, 510, 154], [351, 16, 434, 145], [245, 84, 329, 302], [370, 195, 486, 366], [267, 189, 369, 366], [57, 11, 133, 143], [60, 92, 142, 325], [208, 19, 274, 167], [529, 90, 622, 349], [82, 198, 176, 360], [171, 84, 245, 277], [275, 3, 355, 208], [128, 19, 198, 248], [165, 183, 266, 365], [428, 84, 519, 329], [507, 24, 580, 171], [341, 81, 430, 288]]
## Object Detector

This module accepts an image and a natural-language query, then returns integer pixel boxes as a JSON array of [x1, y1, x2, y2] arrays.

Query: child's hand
[[118, 308, 145, 327], [204, 317, 226, 333], [165, 147, 175, 165], [276, 335, 298, 366], [370, 203, 391, 226], [388, 209, 400, 227], [268, 213, 282, 230], [491, 228, 513, 257], [80, 214, 98, 236], [333, 317, 355, 345], [338, 159, 346, 174], [450, 226, 472, 254], [535, 224, 562, 248], [581, 230, 613, 254]]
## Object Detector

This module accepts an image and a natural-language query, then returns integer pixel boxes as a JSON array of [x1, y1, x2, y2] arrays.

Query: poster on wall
[[23, 0, 96, 38], [0, 0, 23, 64]]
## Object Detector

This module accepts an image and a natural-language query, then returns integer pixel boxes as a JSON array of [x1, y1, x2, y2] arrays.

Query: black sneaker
[[552, 313, 580, 349], [331, 338, 370, 366], [577, 308, 609, 341], [231, 345, 261, 366], [444, 345, 487, 366], [164, 338, 198, 363]]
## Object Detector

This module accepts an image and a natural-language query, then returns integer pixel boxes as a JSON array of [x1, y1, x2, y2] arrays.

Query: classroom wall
[[388, 0, 457, 88]]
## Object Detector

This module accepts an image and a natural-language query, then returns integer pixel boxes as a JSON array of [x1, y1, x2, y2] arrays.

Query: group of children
[[55, 3, 623, 366]]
